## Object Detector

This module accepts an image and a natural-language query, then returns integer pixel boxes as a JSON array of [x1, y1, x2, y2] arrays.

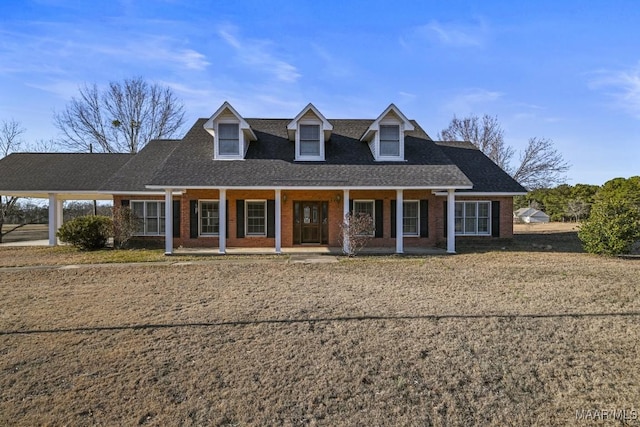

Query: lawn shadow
[[456, 230, 584, 254]]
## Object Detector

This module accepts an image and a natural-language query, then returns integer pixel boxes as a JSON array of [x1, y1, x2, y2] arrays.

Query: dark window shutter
[[375, 200, 383, 238], [225, 200, 229, 238], [267, 200, 275, 238], [236, 200, 245, 238], [349, 199, 353, 216], [390, 200, 397, 238], [189, 200, 198, 238], [443, 201, 448, 238], [121, 199, 130, 207], [491, 201, 500, 237], [172, 200, 180, 238], [420, 200, 428, 238]]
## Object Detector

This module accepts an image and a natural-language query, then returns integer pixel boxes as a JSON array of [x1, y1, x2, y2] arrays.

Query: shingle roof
[[0, 153, 131, 194], [148, 119, 473, 188], [100, 139, 179, 192], [435, 141, 527, 193]]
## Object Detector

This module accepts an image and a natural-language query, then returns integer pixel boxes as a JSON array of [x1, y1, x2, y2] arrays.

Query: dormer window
[[218, 123, 240, 156], [204, 101, 257, 160], [299, 124, 321, 157], [288, 103, 333, 162], [379, 125, 400, 157], [361, 104, 414, 162]]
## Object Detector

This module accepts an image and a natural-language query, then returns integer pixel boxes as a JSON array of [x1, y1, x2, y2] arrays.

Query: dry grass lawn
[[1, 226, 639, 426]]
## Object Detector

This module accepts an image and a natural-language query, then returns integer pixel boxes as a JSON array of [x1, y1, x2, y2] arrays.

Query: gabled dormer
[[287, 103, 333, 161], [204, 102, 257, 160], [360, 104, 415, 162]]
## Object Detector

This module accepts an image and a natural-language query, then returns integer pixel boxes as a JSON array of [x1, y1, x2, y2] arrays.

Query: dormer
[[360, 104, 415, 162], [287, 103, 333, 161], [204, 102, 257, 160]]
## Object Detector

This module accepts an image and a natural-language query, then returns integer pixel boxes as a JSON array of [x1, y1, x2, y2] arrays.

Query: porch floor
[[173, 246, 447, 256]]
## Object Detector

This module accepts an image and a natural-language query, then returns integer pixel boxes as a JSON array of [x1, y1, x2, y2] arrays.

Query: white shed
[[514, 207, 550, 224]]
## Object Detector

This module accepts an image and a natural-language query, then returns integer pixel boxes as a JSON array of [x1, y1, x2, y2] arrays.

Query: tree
[[54, 76, 185, 154], [578, 199, 640, 255], [0, 119, 26, 243], [439, 114, 570, 190], [340, 212, 375, 256]]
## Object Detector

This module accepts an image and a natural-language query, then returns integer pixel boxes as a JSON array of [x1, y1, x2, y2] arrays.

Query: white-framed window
[[299, 124, 321, 156], [455, 201, 490, 235], [353, 200, 375, 236], [131, 201, 165, 236], [403, 200, 419, 236], [199, 200, 219, 236], [218, 123, 240, 156], [380, 125, 400, 157], [246, 200, 266, 236]]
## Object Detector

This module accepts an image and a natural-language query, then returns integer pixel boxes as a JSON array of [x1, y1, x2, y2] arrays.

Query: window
[[200, 201, 219, 235], [218, 123, 240, 156], [403, 201, 419, 236], [246, 201, 266, 236], [455, 201, 490, 235], [131, 201, 165, 235], [299, 124, 320, 156], [379, 125, 400, 157], [353, 200, 375, 236]]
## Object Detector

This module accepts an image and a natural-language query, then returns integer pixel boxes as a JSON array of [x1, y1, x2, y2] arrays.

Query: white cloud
[[589, 64, 640, 117], [217, 24, 301, 83], [411, 19, 488, 48], [443, 88, 503, 114]]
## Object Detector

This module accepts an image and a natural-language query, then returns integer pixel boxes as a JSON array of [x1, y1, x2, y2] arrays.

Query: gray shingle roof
[[435, 141, 527, 193], [0, 153, 131, 194], [148, 119, 474, 188]]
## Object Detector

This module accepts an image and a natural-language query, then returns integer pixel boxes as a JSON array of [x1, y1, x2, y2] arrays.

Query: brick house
[[0, 102, 526, 254]]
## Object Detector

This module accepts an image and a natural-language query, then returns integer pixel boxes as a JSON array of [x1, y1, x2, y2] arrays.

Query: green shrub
[[57, 215, 113, 250], [578, 200, 640, 255]]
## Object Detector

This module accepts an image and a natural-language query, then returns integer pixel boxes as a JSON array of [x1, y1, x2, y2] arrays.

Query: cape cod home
[[0, 102, 526, 254]]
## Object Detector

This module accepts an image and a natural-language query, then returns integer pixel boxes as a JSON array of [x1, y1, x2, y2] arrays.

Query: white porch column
[[396, 189, 404, 254], [48, 193, 58, 246], [447, 189, 456, 254], [275, 189, 282, 254], [164, 189, 173, 255], [219, 189, 226, 254], [55, 199, 64, 232], [342, 189, 350, 254]]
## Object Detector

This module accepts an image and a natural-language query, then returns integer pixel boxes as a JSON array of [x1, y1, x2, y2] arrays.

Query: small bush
[[340, 213, 375, 256], [578, 200, 640, 255], [57, 215, 113, 250], [112, 206, 139, 249]]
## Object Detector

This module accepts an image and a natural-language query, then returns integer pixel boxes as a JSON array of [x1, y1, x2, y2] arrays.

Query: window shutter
[[443, 201, 447, 238], [121, 199, 129, 207], [375, 200, 383, 238], [390, 200, 397, 238], [236, 200, 245, 238], [491, 201, 500, 237], [420, 200, 428, 238], [349, 199, 353, 216], [267, 200, 275, 238], [189, 200, 198, 238], [173, 200, 181, 238], [225, 200, 229, 239]]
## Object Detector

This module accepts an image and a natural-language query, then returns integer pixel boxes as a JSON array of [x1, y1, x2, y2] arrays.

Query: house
[[0, 102, 526, 254], [513, 207, 550, 224]]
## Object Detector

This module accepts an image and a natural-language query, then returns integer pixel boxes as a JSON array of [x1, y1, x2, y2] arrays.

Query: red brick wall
[[114, 192, 515, 249]]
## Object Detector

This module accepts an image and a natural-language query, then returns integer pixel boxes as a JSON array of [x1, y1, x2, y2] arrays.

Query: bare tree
[[0, 119, 26, 243], [54, 76, 185, 154], [339, 213, 375, 256], [439, 114, 569, 189], [567, 199, 590, 222]]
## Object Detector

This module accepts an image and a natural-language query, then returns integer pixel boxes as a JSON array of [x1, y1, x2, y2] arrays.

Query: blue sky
[[1, 0, 639, 185]]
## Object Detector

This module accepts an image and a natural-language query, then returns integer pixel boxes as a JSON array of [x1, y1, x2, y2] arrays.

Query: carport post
[[342, 189, 350, 254], [48, 193, 58, 246], [164, 189, 173, 255], [447, 189, 456, 254]]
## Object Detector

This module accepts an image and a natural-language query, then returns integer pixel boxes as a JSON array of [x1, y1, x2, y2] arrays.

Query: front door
[[293, 201, 328, 244]]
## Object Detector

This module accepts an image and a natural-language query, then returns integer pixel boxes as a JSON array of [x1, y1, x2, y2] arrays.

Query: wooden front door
[[293, 201, 328, 244]]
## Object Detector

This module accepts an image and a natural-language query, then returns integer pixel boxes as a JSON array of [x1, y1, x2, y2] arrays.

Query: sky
[[1, 0, 639, 186]]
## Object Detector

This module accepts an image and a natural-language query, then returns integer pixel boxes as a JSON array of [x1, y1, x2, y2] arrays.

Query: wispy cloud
[[409, 18, 489, 48], [443, 88, 503, 114], [589, 64, 640, 117], [217, 24, 301, 83]]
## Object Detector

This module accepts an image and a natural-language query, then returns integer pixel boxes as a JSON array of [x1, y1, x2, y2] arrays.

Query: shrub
[[578, 199, 640, 255], [57, 215, 113, 250], [112, 206, 139, 249], [340, 212, 375, 256]]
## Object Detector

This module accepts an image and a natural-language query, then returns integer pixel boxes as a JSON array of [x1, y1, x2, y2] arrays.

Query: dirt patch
[[1, 251, 639, 425]]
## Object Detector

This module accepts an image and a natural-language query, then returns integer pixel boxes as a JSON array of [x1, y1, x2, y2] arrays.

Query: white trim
[[287, 103, 333, 142], [198, 199, 220, 236], [434, 191, 526, 197], [455, 200, 492, 236], [395, 190, 403, 254], [204, 102, 256, 161], [295, 121, 325, 161], [447, 189, 456, 254], [48, 193, 58, 246], [164, 189, 173, 255], [402, 200, 420, 237], [130, 200, 166, 236], [145, 185, 473, 191], [275, 189, 282, 254], [342, 189, 350, 254], [245, 199, 267, 237], [361, 103, 414, 162], [219, 189, 226, 254]]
